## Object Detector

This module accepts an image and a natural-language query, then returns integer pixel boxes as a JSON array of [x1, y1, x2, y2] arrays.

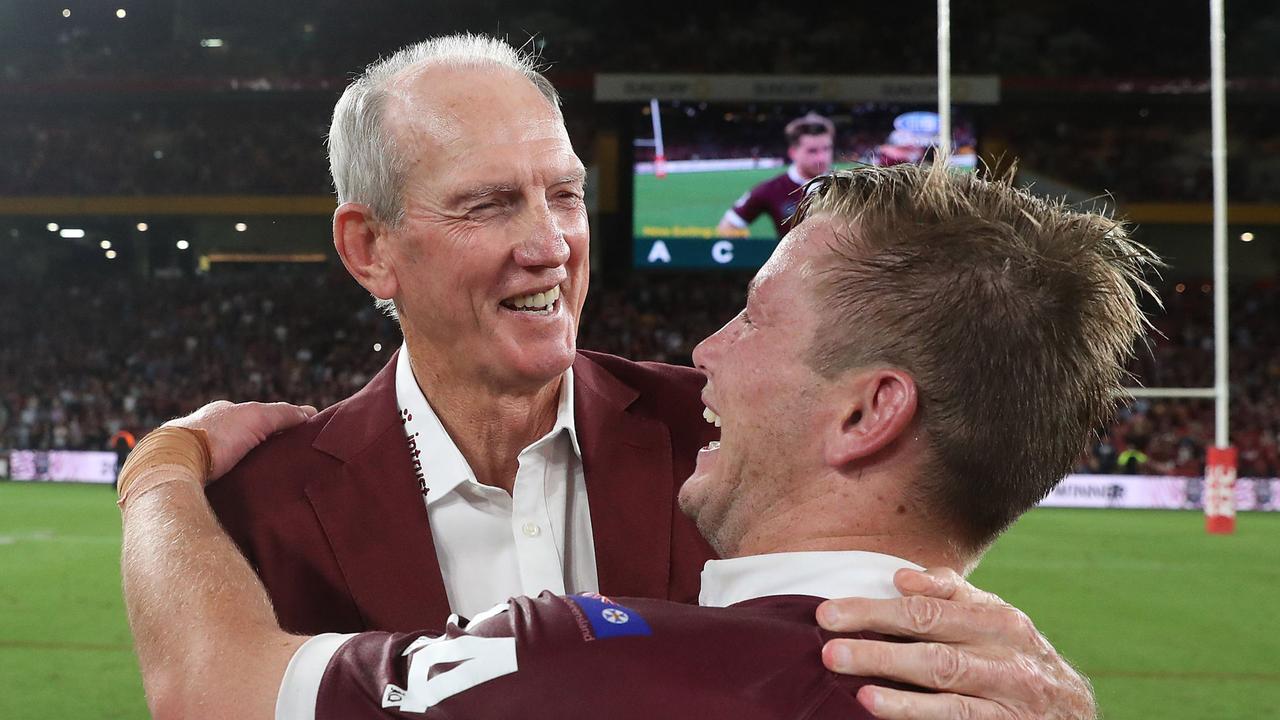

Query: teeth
[[702, 407, 722, 428], [705, 440, 720, 451], [507, 284, 561, 311]]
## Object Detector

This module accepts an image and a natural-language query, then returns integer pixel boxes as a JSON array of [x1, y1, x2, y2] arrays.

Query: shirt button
[[522, 522, 542, 538]]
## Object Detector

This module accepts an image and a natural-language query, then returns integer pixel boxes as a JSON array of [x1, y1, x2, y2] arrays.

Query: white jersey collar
[[787, 164, 809, 186], [698, 550, 924, 608]]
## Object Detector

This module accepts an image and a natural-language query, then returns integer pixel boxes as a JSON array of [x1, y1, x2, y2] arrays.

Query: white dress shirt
[[395, 344, 599, 619], [698, 550, 924, 606]]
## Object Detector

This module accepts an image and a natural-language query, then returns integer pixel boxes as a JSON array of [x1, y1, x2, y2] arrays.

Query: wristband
[[117, 426, 213, 509]]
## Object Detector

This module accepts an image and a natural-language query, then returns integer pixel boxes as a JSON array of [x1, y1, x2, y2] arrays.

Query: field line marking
[[0, 639, 133, 652], [1087, 669, 1280, 682], [0, 530, 117, 545]]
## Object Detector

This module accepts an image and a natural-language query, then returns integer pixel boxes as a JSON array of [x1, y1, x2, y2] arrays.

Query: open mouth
[[500, 284, 561, 315], [701, 405, 722, 451]]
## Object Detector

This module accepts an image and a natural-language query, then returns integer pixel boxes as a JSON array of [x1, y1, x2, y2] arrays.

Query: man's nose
[[692, 330, 722, 374], [514, 201, 571, 268]]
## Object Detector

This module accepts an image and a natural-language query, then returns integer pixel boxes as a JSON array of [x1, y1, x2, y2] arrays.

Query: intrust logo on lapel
[[402, 407, 428, 497]]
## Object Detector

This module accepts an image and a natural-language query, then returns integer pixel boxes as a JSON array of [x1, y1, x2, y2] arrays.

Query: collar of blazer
[[302, 349, 678, 628]]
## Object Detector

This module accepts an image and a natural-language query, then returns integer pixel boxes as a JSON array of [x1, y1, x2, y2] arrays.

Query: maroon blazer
[[207, 350, 719, 635]]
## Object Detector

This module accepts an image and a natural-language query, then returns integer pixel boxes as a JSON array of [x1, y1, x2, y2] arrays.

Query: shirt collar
[[394, 344, 580, 504], [551, 362, 581, 458], [698, 551, 924, 608], [787, 164, 808, 186]]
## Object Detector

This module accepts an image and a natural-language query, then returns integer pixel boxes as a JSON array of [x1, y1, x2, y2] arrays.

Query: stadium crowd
[[7, 103, 1279, 202], [0, 107, 331, 196], [5, 2, 1278, 80], [1080, 280, 1280, 479], [2, 267, 1276, 478], [992, 106, 1280, 203], [4, 4, 1280, 201]]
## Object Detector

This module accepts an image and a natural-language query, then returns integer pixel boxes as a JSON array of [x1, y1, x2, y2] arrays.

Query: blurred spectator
[[2, 2, 1277, 81], [992, 105, 1280, 202], [1, 264, 1275, 478], [0, 108, 331, 196]]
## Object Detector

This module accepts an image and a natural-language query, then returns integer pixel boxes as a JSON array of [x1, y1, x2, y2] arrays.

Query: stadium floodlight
[[46, 222, 59, 232], [116, 8, 126, 19], [235, 222, 248, 232], [100, 240, 112, 250], [136, 222, 149, 232], [1241, 232, 1254, 242], [105, 250, 118, 259], [176, 240, 190, 250], [200, 38, 225, 48], [61, 8, 70, 18], [59, 228, 86, 239]]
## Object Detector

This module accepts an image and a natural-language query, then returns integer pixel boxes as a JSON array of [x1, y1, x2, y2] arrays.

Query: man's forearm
[[122, 478, 302, 720]]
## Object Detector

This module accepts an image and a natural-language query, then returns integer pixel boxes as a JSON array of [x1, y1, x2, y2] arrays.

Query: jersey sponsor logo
[[567, 594, 652, 640]]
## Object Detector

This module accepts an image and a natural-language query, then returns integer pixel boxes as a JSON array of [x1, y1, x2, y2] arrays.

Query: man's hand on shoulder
[[166, 400, 317, 482], [816, 568, 1095, 720]]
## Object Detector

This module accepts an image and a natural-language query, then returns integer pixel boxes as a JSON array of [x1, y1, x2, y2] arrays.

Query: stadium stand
[[7, 103, 1279, 202], [1, 264, 1275, 478], [1, 1, 1278, 477], [4, 2, 1278, 79], [0, 108, 331, 196]]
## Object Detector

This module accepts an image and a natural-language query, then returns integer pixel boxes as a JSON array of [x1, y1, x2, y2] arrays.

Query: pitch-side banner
[[595, 74, 1001, 104], [7, 450, 118, 485], [1041, 474, 1280, 512]]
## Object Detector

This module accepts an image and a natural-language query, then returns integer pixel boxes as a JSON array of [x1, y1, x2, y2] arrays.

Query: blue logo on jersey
[[567, 594, 652, 639]]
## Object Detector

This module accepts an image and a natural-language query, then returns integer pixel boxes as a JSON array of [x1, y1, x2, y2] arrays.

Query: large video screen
[[632, 102, 977, 269]]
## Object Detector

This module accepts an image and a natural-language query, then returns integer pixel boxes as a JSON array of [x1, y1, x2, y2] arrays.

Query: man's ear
[[822, 369, 918, 469], [333, 202, 399, 302]]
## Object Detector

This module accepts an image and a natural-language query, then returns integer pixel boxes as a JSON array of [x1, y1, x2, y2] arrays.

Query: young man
[[717, 113, 835, 238], [122, 161, 1148, 720]]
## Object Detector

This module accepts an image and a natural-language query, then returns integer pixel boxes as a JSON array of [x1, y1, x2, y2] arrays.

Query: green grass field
[[635, 166, 781, 238], [2, 481, 1277, 719]]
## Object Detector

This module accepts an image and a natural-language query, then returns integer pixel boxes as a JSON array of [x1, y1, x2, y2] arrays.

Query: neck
[[405, 342, 562, 495], [727, 472, 968, 574], [791, 164, 816, 183]]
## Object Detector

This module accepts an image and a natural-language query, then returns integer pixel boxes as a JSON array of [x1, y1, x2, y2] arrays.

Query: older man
[[120, 162, 1148, 719], [193, 33, 1091, 717]]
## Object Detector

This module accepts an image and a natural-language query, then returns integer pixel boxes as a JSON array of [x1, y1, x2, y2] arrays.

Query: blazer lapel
[[306, 351, 452, 630], [574, 354, 675, 600]]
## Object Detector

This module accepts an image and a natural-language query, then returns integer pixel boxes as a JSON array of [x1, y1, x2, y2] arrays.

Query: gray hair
[[327, 33, 561, 319]]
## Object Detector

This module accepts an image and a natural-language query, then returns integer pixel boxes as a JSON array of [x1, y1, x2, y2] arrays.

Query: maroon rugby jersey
[[285, 591, 907, 719], [727, 167, 807, 238]]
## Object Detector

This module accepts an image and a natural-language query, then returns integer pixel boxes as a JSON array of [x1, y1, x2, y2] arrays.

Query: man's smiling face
[[382, 64, 589, 391], [679, 217, 841, 557]]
